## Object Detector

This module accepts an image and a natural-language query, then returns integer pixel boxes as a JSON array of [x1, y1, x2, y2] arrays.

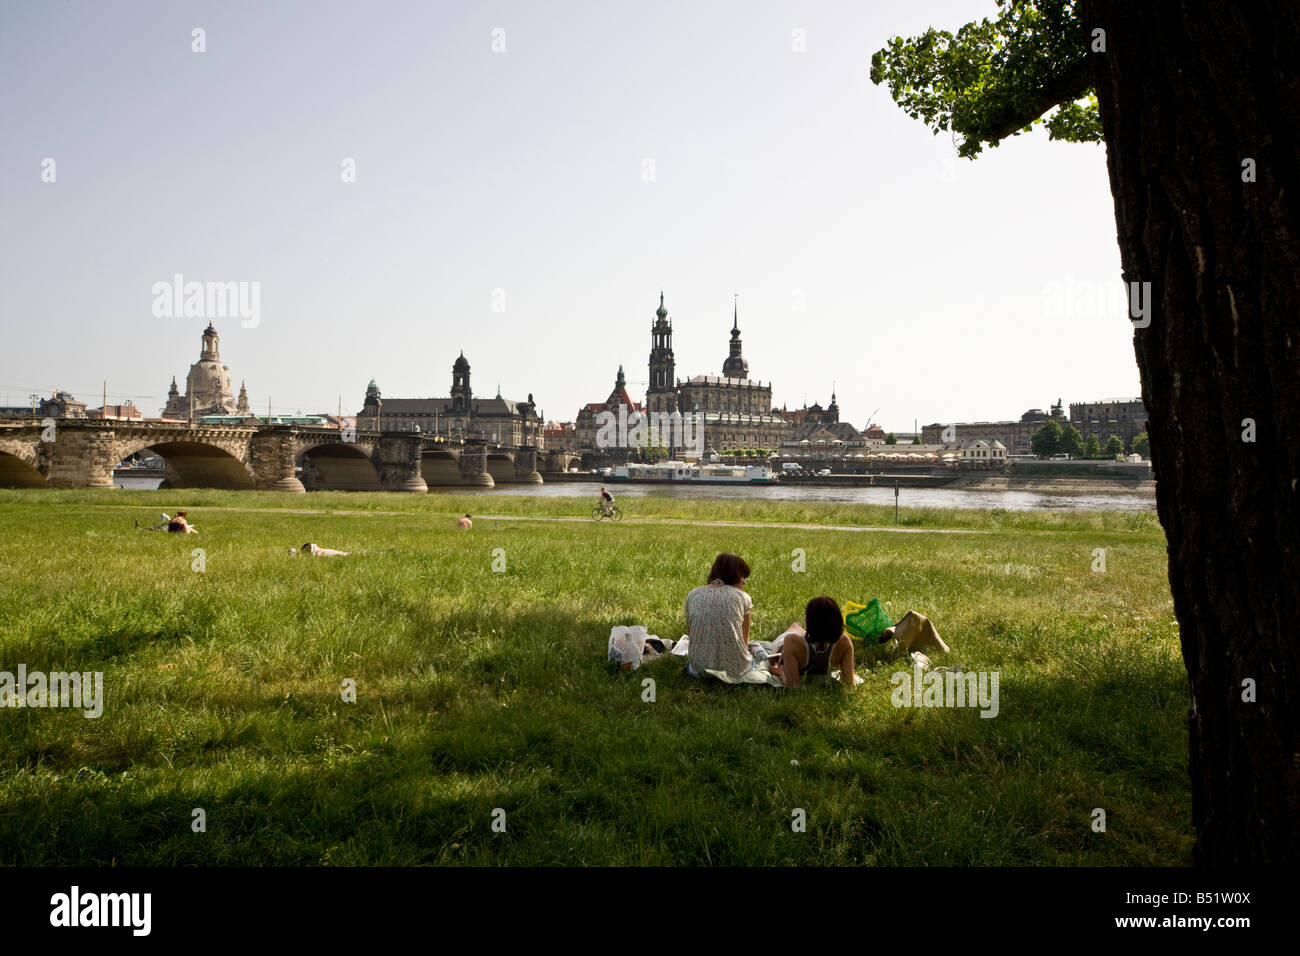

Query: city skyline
[[0, 0, 1140, 432]]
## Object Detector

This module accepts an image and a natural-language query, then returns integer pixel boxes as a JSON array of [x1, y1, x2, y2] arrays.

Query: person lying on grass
[[769, 596, 856, 690], [167, 510, 198, 534], [300, 542, 349, 557], [684, 552, 755, 680]]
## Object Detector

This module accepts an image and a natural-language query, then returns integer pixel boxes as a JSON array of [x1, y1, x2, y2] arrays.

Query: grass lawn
[[0, 489, 1191, 865]]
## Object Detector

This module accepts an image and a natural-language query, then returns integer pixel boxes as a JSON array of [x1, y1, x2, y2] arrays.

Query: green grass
[[0, 489, 1190, 865]]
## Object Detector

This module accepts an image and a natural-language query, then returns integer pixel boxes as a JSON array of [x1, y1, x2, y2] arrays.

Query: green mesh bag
[[843, 599, 894, 640]]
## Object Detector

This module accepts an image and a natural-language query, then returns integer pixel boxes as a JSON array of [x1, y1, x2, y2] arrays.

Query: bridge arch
[[298, 442, 382, 491], [0, 442, 47, 488], [485, 450, 516, 484], [114, 439, 256, 490], [421, 448, 460, 486]]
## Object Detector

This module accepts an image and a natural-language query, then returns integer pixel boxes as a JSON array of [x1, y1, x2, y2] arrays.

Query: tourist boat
[[610, 461, 777, 484]]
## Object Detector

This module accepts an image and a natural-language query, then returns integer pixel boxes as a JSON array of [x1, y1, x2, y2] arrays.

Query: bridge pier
[[457, 439, 494, 487], [511, 446, 543, 484], [250, 429, 306, 492], [43, 427, 117, 488], [377, 435, 428, 493]]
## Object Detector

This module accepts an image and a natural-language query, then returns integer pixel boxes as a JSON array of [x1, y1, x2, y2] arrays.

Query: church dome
[[454, 352, 470, 371], [187, 358, 234, 406]]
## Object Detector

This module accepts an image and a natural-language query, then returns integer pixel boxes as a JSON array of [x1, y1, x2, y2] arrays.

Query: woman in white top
[[301, 542, 349, 557], [684, 553, 754, 680]]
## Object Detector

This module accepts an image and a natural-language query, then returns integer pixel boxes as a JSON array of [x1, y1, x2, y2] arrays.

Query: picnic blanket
[[697, 639, 784, 687]]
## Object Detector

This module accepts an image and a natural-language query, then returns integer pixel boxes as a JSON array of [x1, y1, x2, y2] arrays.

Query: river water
[[114, 474, 1153, 511]]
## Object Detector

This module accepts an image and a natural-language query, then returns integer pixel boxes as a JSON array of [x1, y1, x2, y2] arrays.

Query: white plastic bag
[[608, 625, 649, 670]]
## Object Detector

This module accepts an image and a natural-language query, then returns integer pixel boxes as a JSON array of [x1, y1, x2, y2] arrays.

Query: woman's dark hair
[[805, 596, 843, 647], [707, 552, 751, 586]]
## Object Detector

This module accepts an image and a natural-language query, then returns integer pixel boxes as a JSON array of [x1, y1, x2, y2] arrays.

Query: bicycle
[[591, 503, 623, 521]]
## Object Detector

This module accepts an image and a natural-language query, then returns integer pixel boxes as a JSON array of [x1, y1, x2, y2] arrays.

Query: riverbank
[[0, 489, 1189, 865], [545, 469, 1155, 498], [951, 474, 1157, 496]]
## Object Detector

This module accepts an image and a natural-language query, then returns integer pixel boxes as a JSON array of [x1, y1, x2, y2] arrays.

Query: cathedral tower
[[646, 291, 677, 414], [451, 352, 472, 413]]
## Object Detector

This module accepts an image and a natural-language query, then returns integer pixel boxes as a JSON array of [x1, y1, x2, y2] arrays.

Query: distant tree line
[[1029, 420, 1148, 459]]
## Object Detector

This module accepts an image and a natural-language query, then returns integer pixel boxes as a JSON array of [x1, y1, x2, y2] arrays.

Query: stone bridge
[[0, 420, 543, 492]]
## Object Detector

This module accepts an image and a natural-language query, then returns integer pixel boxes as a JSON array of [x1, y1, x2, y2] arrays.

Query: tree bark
[[1079, 0, 1300, 864]]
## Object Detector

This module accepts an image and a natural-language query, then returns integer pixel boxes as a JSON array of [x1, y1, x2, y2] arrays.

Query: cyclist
[[599, 486, 616, 516]]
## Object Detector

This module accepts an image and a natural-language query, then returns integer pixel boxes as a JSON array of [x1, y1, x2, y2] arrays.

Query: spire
[[656, 291, 667, 321], [733, 293, 738, 332], [722, 295, 748, 379], [616, 364, 626, 388]]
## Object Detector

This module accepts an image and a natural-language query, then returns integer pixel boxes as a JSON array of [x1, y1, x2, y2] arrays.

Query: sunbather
[[167, 510, 198, 534], [770, 596, 856, 690], [301, 542, 349, 557]]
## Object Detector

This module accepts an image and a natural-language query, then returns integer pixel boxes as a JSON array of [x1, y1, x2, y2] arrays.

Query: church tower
[[646, 291, 677, 415], [237, 382, 250, 415], [722, 296, 749, 380], [201, 322, 220, 360], [451, 352, 472, 413], [163, 377, 182, 417]]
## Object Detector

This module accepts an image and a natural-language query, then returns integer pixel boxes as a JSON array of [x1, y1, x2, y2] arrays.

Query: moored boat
[[610, 461, 777, 484]]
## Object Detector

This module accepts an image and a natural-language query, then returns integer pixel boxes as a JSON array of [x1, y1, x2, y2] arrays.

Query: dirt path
[[76, 501, 988, 535]]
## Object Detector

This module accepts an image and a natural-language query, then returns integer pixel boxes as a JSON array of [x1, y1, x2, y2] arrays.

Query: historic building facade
[[922, 403, 1069, 456], [923, 398, 1147, 455], [644, 293, 792, 452], [162, 323, 249, 419], [357, 352, 543, 447], [1068, 397, 1147, 448], [575, 365, 642, 462]]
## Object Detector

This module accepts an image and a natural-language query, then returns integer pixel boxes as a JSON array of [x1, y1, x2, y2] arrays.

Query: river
[[113, 474, 1154, 511]]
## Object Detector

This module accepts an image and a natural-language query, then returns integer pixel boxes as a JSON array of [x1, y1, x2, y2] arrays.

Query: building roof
[[789, 420, 863, 443], [683, 375, 767, 388], [370, 396, 536, 418], [94, 404, 144, 418]]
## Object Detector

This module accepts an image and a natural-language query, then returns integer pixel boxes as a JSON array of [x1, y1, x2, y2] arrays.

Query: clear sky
[[0, 0, 1139, 430]]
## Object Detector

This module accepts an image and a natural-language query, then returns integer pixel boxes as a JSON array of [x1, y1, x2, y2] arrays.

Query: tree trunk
[[1079, 0, 1300, 864]]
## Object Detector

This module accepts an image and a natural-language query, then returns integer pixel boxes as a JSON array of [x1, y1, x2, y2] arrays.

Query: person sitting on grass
[[770, 596, 856, 690], [301, 542, 349, 557], [457, 514, 473, 529], [684, 552, 755, 680], [167, 510, 198, 534]]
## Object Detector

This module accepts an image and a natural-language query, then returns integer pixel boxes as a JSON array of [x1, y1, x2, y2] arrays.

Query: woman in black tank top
[[772, 596, 857, 689]]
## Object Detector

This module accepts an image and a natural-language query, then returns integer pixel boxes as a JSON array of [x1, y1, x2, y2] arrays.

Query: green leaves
[[871, 0, 1100, 158]]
